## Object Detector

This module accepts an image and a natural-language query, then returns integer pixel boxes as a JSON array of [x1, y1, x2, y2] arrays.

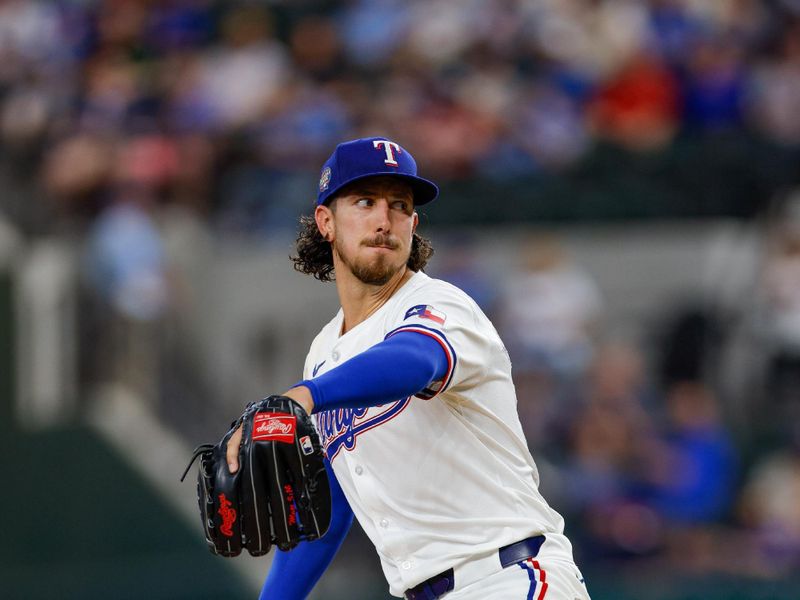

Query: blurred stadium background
[[3, 0, 800, 598]]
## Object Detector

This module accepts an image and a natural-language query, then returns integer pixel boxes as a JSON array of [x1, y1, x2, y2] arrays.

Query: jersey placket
[[339, 436, 418, 581]]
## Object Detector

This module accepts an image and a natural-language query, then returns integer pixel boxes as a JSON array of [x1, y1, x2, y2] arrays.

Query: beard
[[334, 234, 408, 286]]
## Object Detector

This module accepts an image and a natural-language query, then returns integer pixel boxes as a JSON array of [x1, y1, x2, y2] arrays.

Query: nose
[[373, 199, 391, 232]]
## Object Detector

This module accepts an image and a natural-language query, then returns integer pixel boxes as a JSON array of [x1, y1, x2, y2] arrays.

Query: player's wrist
[[284, 384, 315, 415]]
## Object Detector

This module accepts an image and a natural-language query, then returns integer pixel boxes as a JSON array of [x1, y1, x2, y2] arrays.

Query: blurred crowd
[[3, 0, 800, 589], [0, 0, 800, 236], [446, 212, 800, 580]]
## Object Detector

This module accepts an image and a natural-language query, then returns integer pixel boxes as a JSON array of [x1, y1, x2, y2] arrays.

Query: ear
[[315, 204, 334, 242], [412, 211, 419, 235]]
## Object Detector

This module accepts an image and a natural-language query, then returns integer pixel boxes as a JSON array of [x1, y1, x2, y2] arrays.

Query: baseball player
[[226, 137, 591, 599]]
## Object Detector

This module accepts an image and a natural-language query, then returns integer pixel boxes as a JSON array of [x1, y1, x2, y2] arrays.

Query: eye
[[355, 197, 372, 207], [391, 199, 412, 212]]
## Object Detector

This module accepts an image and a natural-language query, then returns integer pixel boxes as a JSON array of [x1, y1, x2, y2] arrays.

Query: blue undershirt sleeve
[[260, 332, 446, 596], [298, 330, 450, 413], [259, 459, 354, 600]]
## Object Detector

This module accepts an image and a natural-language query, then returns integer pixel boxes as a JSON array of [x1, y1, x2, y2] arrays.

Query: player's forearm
[[295, 330, 449, 413]]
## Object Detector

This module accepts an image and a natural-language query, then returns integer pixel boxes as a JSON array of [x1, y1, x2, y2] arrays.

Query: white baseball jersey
[[304, 271, 572, 597]]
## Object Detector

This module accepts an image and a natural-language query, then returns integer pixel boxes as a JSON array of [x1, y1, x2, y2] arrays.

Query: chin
[[353, 259, 404, 286], [336, 244, 409, 286]]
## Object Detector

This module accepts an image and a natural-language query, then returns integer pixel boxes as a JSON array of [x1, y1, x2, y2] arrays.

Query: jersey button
[[332, 350, 340, 361], [401, 561, 412, 570], [380, 518, 389, 528], [354, 465, 363, 475]]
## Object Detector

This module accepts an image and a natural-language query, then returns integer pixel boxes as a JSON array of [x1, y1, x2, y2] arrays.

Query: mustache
[[362, 235, 399, 249]]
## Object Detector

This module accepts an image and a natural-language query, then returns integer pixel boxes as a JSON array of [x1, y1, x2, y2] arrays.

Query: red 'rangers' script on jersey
[[252, 413, 296, 443]]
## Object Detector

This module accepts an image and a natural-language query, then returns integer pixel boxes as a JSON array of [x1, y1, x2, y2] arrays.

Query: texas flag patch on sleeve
[[404, 304, 446, 325]]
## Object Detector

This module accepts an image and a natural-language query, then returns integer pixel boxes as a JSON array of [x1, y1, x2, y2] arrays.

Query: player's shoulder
[[410, 271, 478, 304], [396, 271, 483, 319]]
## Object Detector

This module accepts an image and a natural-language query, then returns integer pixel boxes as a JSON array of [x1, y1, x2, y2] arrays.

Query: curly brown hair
[[291, 213, 434, 282]]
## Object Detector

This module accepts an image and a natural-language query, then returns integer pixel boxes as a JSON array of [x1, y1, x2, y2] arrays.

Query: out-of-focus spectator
[[748, 20, 800, 145], [500, 235, 603, 381], [682, 33, 747, 131], [0, 0, 66, 83], [508, 81, 590, 170], [288, 16, 345, 81], [738, 446, 800, 575], [42, 133, 116, 217], [638, 381, 738, 525], [83, 126, 174, 323], [84, 189, 168, 322], [761, 219, 800, 350], [116, 133, 181, 192], [0, 84, 51, 162], [170, 133, 216, 213], [252, 79, 351, 170], [338, 0, 410, 69], [755, 195, 800, 438], [564, 378, 738, 563], [589, 341, 651, 413], [145, 0, 214, 53], [82, 150, 171, 397], [589, 53, 681, 151], [0, 0, 797, 237], [78, 52, 144, 133], [648, 0, 704, 65], [192, 5, 289, 131], [528, 0, 649, 79], [557, 341, 663, 558], [406, 0, 478, 67], [499, 235, 603, 449]]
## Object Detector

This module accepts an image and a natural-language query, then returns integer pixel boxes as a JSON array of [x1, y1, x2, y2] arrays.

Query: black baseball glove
[[181, 395, 332, 557]]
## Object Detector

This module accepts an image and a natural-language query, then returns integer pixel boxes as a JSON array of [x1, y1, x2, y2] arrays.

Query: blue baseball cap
[[316, 137, 439, 206]]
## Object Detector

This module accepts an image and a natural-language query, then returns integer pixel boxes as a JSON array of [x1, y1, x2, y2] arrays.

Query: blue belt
[[404, 535, 546, 600]]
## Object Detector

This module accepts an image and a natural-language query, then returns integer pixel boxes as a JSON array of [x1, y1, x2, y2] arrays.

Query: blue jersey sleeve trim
[[384, 323, 457, 398], [300, 330, 450, 413], [259, 459, 353, 599]]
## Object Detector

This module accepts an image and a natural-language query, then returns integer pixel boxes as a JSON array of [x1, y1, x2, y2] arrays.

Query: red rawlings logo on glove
[[218, 493, 236, 537], [252, 413, 297, 443]]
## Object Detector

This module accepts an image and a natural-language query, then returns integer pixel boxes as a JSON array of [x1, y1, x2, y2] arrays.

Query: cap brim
[[321, 172, 439, 206]]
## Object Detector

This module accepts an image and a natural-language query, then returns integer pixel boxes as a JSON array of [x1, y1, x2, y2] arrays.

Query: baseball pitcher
[[196, 137, 591, 599]]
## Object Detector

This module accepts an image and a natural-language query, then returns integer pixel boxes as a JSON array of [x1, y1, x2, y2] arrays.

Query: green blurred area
[[0, 423, 252, 600], [0, 272, 250, 599], [1, 271, 12, 428]]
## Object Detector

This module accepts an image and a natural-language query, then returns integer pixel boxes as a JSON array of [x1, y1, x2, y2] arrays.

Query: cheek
[[398, 219, 416, 244], [332, 223, 358, 254]]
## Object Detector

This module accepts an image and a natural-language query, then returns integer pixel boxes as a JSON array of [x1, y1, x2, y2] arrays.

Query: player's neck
[[336, 266, 414, 335]]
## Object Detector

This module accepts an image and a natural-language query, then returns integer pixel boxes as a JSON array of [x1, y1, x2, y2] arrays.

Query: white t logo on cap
[[373, 140, 401, 166]]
